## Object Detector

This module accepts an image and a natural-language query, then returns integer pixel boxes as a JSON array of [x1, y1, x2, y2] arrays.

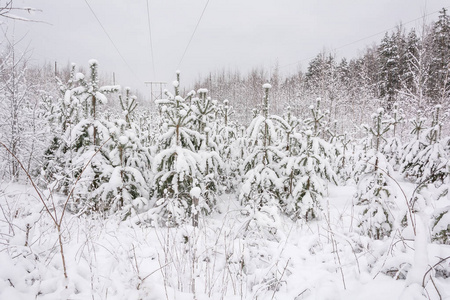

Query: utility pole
[[145, 81, 167, 102]]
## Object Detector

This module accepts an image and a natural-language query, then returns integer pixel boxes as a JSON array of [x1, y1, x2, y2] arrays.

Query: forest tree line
[[194, 8, 449, 133]]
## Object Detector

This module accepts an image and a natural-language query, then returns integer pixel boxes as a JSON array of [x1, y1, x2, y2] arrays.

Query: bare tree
[[0, 0, 43, 23]]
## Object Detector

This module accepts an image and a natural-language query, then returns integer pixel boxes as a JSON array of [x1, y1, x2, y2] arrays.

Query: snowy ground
[[1, 180, 449, 300]]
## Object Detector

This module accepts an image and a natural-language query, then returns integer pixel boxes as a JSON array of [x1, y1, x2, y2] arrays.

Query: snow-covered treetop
[[187, 90, 196, 97], [75, 73, 85, 81], [88, 59, 98, 66], [190, 186, 201, 198], [262, 83, 272, 89]]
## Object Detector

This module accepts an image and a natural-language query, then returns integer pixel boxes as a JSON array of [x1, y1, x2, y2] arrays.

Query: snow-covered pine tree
[[92, 88, 151, 219], [403, 105, 448, 185], [191, 89, 216, 146], [400, 112, 427, 181], [239, 83, 285, 239], [281, 130, 337, 221], [216, 99, 238, 192], [431, 160, 450, 244], [351, 124, 373, 184], [63, 60, 120, 213], [119, 86, 138, 125], [383, 102, 405, 169], [354, 108, 397, 239], [273, 106, 300, 152], [411, 105, 450, 244], [151, 72, 211, 226], [428, 8, 450, 101], [280, 100, 337, 221], [378, 31, 403, 110], [230, 125, 249, 192], [191, 88, 224, 210], [334, 131, 354, 183], [304, 97, 328, 138], [41, 63, 81, 191], [240, 84, 285, 210]]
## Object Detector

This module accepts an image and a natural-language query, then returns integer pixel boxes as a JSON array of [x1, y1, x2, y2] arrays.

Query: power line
[[280, 6, 450, 69], [83, 0, 141, 82], [146, 0, 156, 79], [177, 0, 211, 69]]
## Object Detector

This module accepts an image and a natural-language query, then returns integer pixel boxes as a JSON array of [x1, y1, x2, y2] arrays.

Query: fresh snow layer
[[1, 181, 449, 300]]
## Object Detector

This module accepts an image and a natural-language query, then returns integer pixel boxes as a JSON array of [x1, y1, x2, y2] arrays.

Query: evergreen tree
[[334, 131, 354, 183], [151, 72, 217, 225], [428, 8, 450, 101], [93, 88, 151, 219], [354, 108, 397, 239], [62, 60, 120, 213], [280, 129, 337, 221], [240, 84, 285, 211], [382, 102, 405, 169], [192, 89, 224, 209], [41, 63, 80, 190], [378, 32, 402, 109], [403, 105, 448, 185], [400, 112, 427, 181], [216, 99, 238, 192], [399, 27, 432, 110]]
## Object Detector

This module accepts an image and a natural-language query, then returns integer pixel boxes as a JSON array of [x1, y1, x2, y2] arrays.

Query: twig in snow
[[270, 258, 291, 300], [422, 256, 450, 288]]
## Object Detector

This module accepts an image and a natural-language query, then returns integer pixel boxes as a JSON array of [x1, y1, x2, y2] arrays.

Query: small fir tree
[[354, 108, 397, 239], [151, 72, 218, 225], [383, 102, 405, 169], [240, 84, 285, 212]]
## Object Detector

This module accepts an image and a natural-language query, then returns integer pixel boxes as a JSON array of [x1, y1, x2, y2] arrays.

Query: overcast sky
[[4, 0, 450, 98]]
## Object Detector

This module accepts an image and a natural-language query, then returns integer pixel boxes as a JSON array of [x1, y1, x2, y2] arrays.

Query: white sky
[[4, 0, 450, 98]]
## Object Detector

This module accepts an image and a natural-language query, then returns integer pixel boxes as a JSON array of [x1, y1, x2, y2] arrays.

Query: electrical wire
[[177, 0, 211, 69], [146, 0, 156, 79], [83, 0, 141, 82], [280, 5, 450, 69]]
